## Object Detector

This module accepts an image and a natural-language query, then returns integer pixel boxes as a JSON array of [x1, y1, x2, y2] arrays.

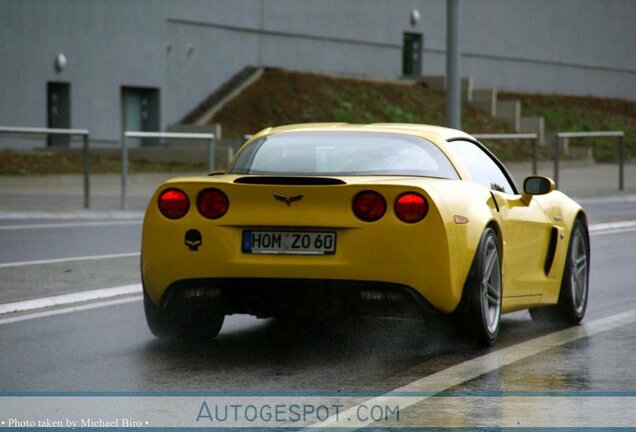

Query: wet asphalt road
[[0, 219, 141, 264], [0, 197, 635, 428], [0, 226, 635, 395]]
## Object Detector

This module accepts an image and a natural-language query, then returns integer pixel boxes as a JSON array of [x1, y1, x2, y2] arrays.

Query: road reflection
[[134, 312, 566, 392]]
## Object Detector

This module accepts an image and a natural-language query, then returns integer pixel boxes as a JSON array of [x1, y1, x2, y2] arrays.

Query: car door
[[447, 139, 552, 298]]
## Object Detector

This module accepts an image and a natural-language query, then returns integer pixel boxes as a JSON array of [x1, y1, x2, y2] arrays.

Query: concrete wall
[[0, 0, 168, 146], [459, 0, 636, 97], [1, 0, 634, 146]]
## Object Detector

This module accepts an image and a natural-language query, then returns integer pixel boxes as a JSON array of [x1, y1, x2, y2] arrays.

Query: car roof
[[254, 123, 475, 142]]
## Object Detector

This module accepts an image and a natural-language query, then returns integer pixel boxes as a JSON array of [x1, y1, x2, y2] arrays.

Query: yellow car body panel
[[143, 176, 464, 313], [141, 123, 585, 319]]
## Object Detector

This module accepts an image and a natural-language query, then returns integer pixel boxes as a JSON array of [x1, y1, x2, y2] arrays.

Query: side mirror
[[521, 176, 555, 205]]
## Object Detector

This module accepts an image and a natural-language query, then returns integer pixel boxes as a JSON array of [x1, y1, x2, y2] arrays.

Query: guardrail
[[555, 131, 625, 190], [121, 131, 216, 210], [1, 127, 624, 211], [473, 133, 540, 175], [0, 126, 91, 208]]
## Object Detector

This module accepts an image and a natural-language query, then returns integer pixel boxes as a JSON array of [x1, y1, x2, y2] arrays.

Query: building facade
[[1, 0, 635, 146]]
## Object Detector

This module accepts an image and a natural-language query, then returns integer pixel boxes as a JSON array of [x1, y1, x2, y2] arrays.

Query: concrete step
[[420, 75, 474, 102], [495, 99, 521, 131], [473, 94, 546, 147], [520, 115, 545, 145], [471, 88, 498, 116]]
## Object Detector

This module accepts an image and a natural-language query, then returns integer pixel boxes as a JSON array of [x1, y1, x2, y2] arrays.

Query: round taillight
[[395, 192, 428, 223], [353, 191, 386, 222], [197, 188, 229, 219], [158, 188, 190, 219]]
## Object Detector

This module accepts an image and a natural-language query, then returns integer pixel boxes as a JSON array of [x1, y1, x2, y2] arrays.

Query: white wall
[[1, 0, 634, 145]]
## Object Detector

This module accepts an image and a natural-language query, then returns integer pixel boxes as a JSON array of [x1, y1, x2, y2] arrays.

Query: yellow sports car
[[141, 123, 589, 345]]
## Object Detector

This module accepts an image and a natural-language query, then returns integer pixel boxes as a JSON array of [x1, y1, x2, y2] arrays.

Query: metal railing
[[554, 131, 625, 190], [121, 131, 216, 210], [0, 126, 91, 208], [472, 133, 540, 175]]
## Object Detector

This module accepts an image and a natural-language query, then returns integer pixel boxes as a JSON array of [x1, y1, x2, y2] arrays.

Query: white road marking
[[0, 296, 142, 325], [577, 194, 636, 204], [308, 308, 636, 429], [0, 284, 141, 316], [0, 220, 141, 231], [589, 220, 636, 235], [0, 252, 140, 269]]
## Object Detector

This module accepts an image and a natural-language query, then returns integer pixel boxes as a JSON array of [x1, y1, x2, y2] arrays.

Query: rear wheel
[[530, 218, 589, 325], [143, 288, 225, 340], [458, 227, 502, 346], [143, 288, 173, 338]]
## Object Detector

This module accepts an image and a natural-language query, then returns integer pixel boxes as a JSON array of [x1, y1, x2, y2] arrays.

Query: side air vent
[[544, 227, 559, 275], [234, 176, 346, 185]]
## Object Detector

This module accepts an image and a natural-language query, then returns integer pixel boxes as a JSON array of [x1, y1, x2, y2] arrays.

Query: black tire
[[143, 288, 174, 338], [143, 288, 225, 340], [530, 218, 589, 326], [457, 227, 503, 346]]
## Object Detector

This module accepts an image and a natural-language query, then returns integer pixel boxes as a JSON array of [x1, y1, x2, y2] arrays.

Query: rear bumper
[[155, 278, 441, 319]]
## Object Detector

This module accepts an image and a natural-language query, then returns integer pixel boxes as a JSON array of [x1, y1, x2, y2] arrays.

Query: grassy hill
[[211, 68, 635, 162]]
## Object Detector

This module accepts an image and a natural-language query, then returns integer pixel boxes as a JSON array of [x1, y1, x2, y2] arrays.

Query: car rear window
[[227, 131, 459, 179]]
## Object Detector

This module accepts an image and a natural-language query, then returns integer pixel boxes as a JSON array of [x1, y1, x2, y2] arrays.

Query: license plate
[[242, 230, 336, 255]]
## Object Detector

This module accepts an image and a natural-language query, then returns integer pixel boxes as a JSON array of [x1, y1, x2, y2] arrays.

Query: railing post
[[619, 134, 625, 191], [82, 133, 91, 209], [532, 135, 538, 175], [553, 134, 560, 188], [207, 137, 215, 172], [121, 134, 129, 210]]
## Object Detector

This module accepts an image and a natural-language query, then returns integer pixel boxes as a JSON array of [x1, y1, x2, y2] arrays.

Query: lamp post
[[446, 0, 461, 129]]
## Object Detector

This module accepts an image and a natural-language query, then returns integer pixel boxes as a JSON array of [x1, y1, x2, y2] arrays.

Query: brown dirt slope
[[210, 68, 511, 138]]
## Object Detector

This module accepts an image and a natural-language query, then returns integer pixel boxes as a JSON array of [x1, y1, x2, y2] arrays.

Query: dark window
[[447, 139, 515, 194], [228, 131, 459, 179], [121, 87, 160, 147], [402, 33, 423, 77], [47, 82, 71, 147]]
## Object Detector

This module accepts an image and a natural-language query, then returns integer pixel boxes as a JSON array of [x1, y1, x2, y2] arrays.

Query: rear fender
[[426, 181, 500, 312]]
